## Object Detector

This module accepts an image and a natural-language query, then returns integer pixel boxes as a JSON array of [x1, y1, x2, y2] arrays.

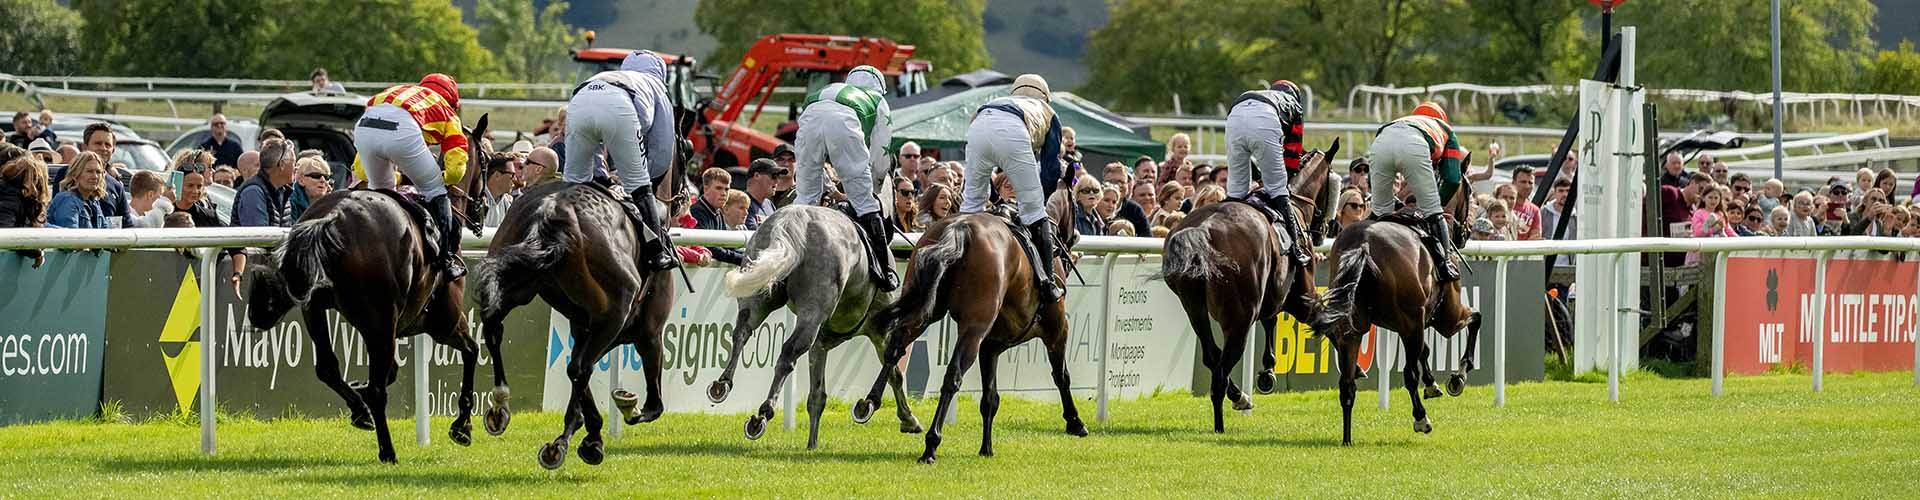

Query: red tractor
[[573, 33, 931, 168]]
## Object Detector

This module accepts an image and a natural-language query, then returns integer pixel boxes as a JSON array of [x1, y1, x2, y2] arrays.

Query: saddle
[[1229, 194, 1307, 256], [583, 177, 661, 243], [1373, 210, 1433, 240], [984, 204, 1053, 295], [364, 188, 444, 259], [831, 200, 882, 257]]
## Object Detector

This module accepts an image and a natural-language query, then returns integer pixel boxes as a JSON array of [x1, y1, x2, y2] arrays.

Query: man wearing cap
[[561, 50, 681, 272], [27, 139, 56, 163], [352, 72, 472, 278], [1367, 101, 1467, 282], [770, 144, 798, 208], [1224, 80, 1313, 265], [792, 65, 899, 290], [744, 158, 783, 229], [958, 74, 1069, 302]]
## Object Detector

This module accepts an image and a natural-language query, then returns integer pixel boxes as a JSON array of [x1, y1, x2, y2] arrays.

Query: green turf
[[1, 371, 1916, 497]]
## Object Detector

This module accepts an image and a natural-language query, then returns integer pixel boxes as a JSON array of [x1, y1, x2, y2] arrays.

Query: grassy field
[[2, 371, 1916, 497]]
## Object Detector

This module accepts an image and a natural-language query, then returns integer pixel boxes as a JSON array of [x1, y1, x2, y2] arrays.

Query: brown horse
[[1158, 139, 1338, 433], [853, 197, 1084, 464], [469, 141, 688, 470], [1312, 171, 1482, 445], [245, 115, 493, 464]]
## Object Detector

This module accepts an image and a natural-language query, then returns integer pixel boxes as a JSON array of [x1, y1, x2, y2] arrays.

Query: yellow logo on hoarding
[[158, 268, 202, 413]]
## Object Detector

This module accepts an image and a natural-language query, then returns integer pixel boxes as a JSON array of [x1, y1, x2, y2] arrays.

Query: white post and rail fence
[[2, 229, 1917, 455]]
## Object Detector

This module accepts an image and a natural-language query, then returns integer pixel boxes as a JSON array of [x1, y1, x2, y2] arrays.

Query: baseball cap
[[27, 138, 52, 152], [748, 158, 788, 177], [772, 144, 795, 159]]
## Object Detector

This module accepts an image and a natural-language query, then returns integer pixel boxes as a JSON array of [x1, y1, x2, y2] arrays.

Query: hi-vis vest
[[805, 83, 884, 143]]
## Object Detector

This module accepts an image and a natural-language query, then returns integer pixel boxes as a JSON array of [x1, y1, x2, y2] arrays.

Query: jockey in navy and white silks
[[793, 65, 898, 290], [563, 50, 680, 272], [1224, 80, 1312, 265], [958, 74, 1068, 302]]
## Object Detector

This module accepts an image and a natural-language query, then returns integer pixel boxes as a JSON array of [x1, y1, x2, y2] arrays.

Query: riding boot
[[427, 194, 465, 279], [1026, 218, 1068, 303], [1271, 192, 1312, 266], [856, 212, 900, 291], [627, 189, 680, 273], [1424, 213, 1462, 282]]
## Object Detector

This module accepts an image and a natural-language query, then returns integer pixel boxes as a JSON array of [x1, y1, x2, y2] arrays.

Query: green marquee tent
[[888, 85, 1163, 169]]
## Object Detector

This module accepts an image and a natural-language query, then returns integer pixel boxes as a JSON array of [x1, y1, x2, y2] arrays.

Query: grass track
[[2, 371, 1916, 498]]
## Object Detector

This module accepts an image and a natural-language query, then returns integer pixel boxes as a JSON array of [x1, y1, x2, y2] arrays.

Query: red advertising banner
[[1723, 255, 1919, 374]]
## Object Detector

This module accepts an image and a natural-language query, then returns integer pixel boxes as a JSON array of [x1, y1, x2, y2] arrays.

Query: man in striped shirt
[[352, 73, 471, 278]]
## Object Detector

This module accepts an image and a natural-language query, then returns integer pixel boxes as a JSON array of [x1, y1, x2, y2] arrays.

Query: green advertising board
[[100, 251, 550, 419], [0, 251, 111, 424]]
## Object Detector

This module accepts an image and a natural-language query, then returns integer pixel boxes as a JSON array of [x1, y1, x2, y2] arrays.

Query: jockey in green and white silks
[[793, 65, 899, 290]]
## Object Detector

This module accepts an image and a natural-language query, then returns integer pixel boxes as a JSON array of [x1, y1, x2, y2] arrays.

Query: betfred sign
[[1723, 254, 1919, 375]]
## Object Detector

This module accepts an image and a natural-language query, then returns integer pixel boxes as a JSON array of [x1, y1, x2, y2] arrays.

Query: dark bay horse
[[855, 198, 1085, 464], [1159, 139, 1338, 433], [470, 150, 686, 470], [1313, 170, 1482, 445], [245, 115, 493, 464], [707, 204, 922, 449]]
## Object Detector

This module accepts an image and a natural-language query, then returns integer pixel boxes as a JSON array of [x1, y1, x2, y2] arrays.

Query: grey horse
[[708, 204, 923, 448]]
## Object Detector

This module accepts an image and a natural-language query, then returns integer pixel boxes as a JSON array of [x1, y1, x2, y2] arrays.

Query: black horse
[[246, 115, 493, 463], [470, 149, 686, 470]]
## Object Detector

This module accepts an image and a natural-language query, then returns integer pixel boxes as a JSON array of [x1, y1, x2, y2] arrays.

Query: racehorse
[[469, 142, 688, 470], [706, 204, 923, 449], [245, 115, 494, 464], [1312, 167, 1483, 445], [853, 196, 1085, 464], [1158, 139, 1339, 433]]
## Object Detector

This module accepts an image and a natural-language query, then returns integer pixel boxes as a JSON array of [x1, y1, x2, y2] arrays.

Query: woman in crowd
[[1327, 187, 1369, 237], [1190, 185, 1225, 212], [891, 177, 919, 232], [0, 152, 52, 229], [47, 152, 112, 228], [916, 182, 957, 229]]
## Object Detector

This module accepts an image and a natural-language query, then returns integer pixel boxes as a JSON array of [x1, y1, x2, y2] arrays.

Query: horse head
[[1290, 137, 1340, 247], [1442, 151, 1474, 248], [457, 113, 492, 235]]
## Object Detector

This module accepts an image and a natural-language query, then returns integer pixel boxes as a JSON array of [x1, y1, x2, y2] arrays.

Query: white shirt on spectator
[[131, 197, 175, 228]]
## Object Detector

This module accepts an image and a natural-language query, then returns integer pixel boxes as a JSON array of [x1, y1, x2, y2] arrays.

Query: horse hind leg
[[869, 333, 923, 433], [303, 308, 373, 431], [449, 338, 478, 446], [1179, 294, 1228, 433], [920, 326, 985, 464], [856, 317, 925, 424], [540, 311, 624, 469], [1043, 324, 1089, 438], [1256, 315, 1280, 394], [363, 326, 401, 464], [977, 345, 1005, 457], [1398, 330, 1433, 435], [804, 344, 831, 450]]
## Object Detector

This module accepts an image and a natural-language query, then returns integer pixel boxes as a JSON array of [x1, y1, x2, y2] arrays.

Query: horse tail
[[724, 230, 801, 298], [1154, 226, 1225, 281], [876, 222, 970, 334], [474, 216, 569, 319], [1315, 242, 1376, 336], [273, 213, 345, 303]]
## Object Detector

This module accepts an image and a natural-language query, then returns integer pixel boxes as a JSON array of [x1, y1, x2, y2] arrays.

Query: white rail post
[[1095, 255, 1117, 423], [609, 347, 624, 438], [1813, 251, 1830, 392], [198, 247, 218, 455], [1377, 327, 1390, 410], [1493, 257, 1509, 408], [413, 336, 430, 446], [1712, 252, 1729, 396], [1607, 253, 1623, 403]]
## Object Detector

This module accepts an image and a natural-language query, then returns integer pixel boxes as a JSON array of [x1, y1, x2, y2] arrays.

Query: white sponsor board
[[542, 255, 1197, 413]]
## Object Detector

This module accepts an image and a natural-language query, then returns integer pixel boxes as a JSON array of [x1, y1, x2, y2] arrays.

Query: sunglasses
[[901, 153, 921, 159], [304, 173, 331, 181], [1077, 188, 1101, 195], [1344, 202, 1365, 210], [898, 188, 919, 196]]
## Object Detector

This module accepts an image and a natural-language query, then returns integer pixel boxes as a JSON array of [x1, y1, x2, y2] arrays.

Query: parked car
[[261, 91, 364, 189]]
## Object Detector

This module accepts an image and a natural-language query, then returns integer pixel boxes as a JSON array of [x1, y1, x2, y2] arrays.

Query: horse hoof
[[1232, 394, 1255, 413], [613, 390, 639, 414], [979, 447, 994, 457], [1255, 371, 1277, 394], [1447, 374, 1466, 397], [449, 422, 473, 447], [851, 399, 876, 425], [484, 406, 511, 436], [537, 442, 568, 470], [1066, 419, 1089, 437], [900, 417, 924, 434], [379, 451, 397, 464], [1422, 384, 1444, 400], [1414, 418, 1433, 434], [350, 411, 376, 431], [707, 379, 732, 404], [578, 439, 605, 466], [744, 416, 768, 441], [918, 455, 937, 465]]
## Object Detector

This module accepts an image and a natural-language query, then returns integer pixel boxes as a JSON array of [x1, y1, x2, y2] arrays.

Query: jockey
[[959, 74, 1067, 303], [1224, 79, 1311, 265], [793, 65, 897, 290], [562, 50, 680, 272], [353, 73, 470, 278], [1367, 101, 1466, 282]]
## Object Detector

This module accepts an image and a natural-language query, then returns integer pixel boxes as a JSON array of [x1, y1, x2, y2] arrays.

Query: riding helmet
[[420, 73, 460, 110]]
